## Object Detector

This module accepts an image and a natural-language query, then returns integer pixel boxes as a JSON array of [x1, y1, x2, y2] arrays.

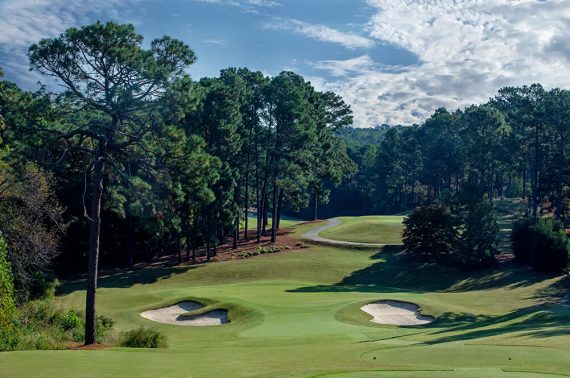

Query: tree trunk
[[276, 189, 284, 230], [531, 126, 540, 218], [177, 236, 182, 264], [556, 129, 565, 219], [313, 192, 319, 221], [125, 197, 135, 268], [271, 176, 278, 243], [244, 137, 251, 240], [84, 140, 106, 346], [262, 195, 269, 235], [254, 128, 261, 244], [233, 216, 238, 249]]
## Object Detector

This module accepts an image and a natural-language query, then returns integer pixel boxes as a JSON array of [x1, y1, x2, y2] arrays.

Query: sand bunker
[[140, 301, 228, 326], [361, 300, 434, 326]]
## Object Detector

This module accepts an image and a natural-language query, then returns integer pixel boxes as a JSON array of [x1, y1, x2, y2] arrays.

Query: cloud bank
[[313, 0, 570, 126]]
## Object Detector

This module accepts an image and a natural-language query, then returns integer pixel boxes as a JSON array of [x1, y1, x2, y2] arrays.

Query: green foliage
[[120, 327, 168, 349], [58, 310, 82, 331], [453, 199, 499, 269], [403, 185, 499, 270], [403, 205, 455, 261], [0, 235, 19, 351], [529, 219, 569, 273], [511, 218, 569, 273], [28, 273, 60, 301], [511, 217, 537, 263]]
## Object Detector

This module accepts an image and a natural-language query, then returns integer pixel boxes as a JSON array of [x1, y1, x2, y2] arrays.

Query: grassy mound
[[319, 216, 404, 244]]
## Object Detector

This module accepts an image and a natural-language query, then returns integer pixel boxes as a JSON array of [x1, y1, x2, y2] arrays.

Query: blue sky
[[1, 0, 570, 127]]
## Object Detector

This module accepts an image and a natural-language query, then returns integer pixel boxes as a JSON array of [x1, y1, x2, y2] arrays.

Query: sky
[[1, 0, 570, 127]]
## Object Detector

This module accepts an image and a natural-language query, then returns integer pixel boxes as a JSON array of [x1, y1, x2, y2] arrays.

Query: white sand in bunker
[[140, 301, 229, 326], [361, 300, 434, 326]]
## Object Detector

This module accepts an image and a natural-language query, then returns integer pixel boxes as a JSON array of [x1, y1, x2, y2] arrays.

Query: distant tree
[[403, 204, 455, 261], [29, 21, 196, 345]]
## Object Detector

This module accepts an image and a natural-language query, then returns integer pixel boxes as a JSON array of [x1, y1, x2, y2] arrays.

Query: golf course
[[1, 216, 569, 377]]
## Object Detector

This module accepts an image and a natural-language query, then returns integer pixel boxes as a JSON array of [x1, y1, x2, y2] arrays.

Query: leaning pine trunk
[[84, 141, 106, 346]]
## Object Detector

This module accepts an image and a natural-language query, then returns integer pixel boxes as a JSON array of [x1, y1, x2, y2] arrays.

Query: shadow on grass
[[289, 246, 552, 294], [425, 304, 570, 344], [57, 265, 197, 296]]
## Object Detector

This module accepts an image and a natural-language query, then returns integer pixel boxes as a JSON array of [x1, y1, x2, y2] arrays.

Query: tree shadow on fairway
[[289, 246, 552, 294], [57, 265, 197, 296], [425, 304, 570, 344]]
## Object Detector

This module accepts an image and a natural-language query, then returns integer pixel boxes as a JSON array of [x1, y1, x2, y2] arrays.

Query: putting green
[[1, 220, 570, 377], [318, 216, 404, 244]]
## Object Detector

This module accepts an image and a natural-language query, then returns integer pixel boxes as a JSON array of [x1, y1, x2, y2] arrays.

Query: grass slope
[[1, 220, 570, 377], [319, 216, 404, 244]]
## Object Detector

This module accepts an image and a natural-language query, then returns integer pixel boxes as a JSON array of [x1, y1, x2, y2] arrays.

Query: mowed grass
[[2, 220, 570, 377], [319, 216, 404, 244]]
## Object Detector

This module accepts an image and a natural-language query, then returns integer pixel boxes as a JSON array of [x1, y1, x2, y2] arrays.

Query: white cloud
[[0, 0, 136, 86], [265, 18, 374, 50], [191, 0, 279, 14], [312, 55, 376, 77], [314, 0, 570, 127], [203, 38, 229, 46]]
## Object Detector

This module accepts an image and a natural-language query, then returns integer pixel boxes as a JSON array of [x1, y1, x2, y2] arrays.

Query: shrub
[[28, 273, 60, 300], [529, 219, 569, 273], [511, 217, 536, 263], [453, 200, 499, 269], [120, 327, 168, 348], [403, 205, 455, 261], [96, 314, 115, 340], [59, 310, 82, 331], [0, 235, 19, 351]]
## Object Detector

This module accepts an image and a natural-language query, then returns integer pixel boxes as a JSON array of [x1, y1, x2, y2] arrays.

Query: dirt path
[[302, 218, 386, 247]]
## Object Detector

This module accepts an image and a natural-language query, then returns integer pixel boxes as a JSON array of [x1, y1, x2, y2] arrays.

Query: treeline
[[322, 85, 570, 219], [0, 22, 355, 344]]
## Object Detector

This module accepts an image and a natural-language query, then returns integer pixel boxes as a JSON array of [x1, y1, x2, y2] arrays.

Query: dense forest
[[316, 86, 570, 221], [1, 21, 569, 347]]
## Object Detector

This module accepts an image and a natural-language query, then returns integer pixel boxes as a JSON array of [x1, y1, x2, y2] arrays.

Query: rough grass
[[1, 219, 570, 377], [242, 215, 302, 231], [318, 216, 404, 244]]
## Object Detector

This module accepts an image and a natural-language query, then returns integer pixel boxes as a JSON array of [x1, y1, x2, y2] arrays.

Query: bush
[[453, 200, 499, 269], [28, 273, 60, 300], [59, 310, 82, 331], [529, 219, 569, 273], [403, 205, 455, 261], [0, 235, 19, 351], [120, 326, 168, 348], [96, 314, 115, 340], [511, 217, 536, 263]]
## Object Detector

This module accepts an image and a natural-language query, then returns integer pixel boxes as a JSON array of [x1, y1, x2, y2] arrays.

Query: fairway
[[318, 216, 404, 244], [2, 220, 570, 377]]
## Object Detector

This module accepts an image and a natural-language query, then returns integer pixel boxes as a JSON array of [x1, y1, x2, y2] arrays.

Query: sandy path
[[302, 219, 385, 247], [361, 300, 434, 326], [140, 301, 228, 326]]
